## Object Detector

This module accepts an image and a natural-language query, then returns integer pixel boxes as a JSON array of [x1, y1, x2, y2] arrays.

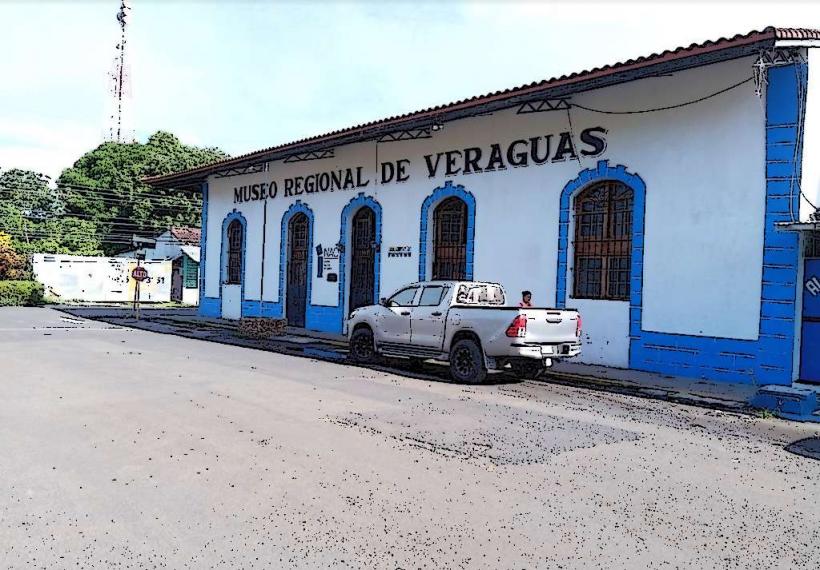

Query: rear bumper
[[505, 341, 581, 360]]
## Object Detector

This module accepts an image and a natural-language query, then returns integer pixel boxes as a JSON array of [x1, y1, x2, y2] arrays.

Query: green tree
[[0, 232, 27, 279], [0, 167, 103, 255], [0, 168, 61, 246], [58, 131, 227, 254], [11, 218, 103, 256]]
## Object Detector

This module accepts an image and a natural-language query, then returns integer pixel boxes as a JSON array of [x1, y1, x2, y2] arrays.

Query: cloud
[[0, 119, 103, 179]]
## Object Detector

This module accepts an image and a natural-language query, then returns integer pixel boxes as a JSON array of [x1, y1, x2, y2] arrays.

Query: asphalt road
[[1, 307, 818, 569]]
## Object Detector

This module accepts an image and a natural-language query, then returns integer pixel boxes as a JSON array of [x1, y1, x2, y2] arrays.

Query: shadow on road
[[54, 306, 521, 387], [785, 437, 820, 461]]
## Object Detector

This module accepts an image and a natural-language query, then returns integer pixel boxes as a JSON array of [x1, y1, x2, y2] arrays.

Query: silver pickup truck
[[346, 280, 581, 383]]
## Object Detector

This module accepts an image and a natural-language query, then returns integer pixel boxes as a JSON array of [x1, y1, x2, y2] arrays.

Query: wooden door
[[171, 258, 183, 301], [432, 197, 467, 280], [349, 207, 376, 311], [287, 213, 309, 327]]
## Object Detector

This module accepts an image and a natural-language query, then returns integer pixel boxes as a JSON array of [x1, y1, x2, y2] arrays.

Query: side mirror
[[379, 297, 388, 307]]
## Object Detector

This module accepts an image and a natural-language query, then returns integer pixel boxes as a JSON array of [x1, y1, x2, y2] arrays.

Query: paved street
[[1, 307, 819, 569]]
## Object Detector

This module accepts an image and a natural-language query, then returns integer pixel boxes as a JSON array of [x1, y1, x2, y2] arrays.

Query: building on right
[[146, 27, 820, 390]]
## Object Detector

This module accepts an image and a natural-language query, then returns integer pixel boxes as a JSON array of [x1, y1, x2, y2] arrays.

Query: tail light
[[576, 314, 582, 337], [506, 314, 527, 338]]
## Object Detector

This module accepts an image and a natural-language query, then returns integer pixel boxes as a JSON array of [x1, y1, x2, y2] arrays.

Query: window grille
[[183, 257, 198, 289], [806, 231, 820, 258], [573, 181, 634, 301], [226, 220, 243, 284], [433, 197, 467, 280]]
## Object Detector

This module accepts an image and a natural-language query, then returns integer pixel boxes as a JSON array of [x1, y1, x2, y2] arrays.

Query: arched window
[[573, 181, 633, 300], [433, 197, 467, 280], [226, 219, 243, 284]]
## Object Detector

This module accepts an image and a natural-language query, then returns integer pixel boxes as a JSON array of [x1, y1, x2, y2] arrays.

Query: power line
[[2, 229, 198, 246], [0, 200, 199, 217], [0, 189, 201, 214], [571, 76, 755, 115], [0, 176, 203, 196], [0, 181, 201, 200], [15, 215, 193, 231], [4, 221, 195, 236]]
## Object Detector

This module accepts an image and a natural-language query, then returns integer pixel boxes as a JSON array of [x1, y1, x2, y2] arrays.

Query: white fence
[[32, 254, 172, 303]]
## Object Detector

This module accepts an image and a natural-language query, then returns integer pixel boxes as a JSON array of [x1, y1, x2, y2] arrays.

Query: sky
[[2, 0, 820, 180]]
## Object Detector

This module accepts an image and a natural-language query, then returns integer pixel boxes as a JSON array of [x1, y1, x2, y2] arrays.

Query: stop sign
[[131, 266, 149, 282]]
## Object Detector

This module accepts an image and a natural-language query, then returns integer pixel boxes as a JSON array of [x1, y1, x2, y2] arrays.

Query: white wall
[[203, 55, 770, 363], [118, 232, 190, 261], [802, 49, 820, 221], [182, 286, 199, 306], [571, 57, 766, 340], [33, 254, 171, 303], [150, 231, 184, 260]]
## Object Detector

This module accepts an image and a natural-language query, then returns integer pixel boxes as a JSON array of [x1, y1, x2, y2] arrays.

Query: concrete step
[[751, 385, 820, 422]]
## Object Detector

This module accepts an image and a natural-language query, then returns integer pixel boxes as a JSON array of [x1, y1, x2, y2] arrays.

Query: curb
[[537, 370, 753, 415]]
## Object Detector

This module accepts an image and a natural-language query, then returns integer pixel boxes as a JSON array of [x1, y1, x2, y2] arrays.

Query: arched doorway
[[287, 213, 309, 327], [432, 197, 467, 280], [349, 206, 376, 311], [221, 216, 245, 320]]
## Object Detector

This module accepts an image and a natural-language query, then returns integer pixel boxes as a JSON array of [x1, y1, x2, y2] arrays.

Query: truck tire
[[349, 328, 377, 363], [449, 338, 487, 384]]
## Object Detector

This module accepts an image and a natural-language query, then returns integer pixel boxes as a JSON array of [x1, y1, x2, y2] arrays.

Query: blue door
[[800, 258, 820, 382]]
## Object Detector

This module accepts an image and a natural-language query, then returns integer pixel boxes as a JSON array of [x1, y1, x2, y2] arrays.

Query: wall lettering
[[388, 246, 412, 258], [807, 275, 820, 297], [232, 126, 608, 203]]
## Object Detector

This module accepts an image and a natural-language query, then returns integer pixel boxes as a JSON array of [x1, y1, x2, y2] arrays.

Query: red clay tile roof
[[146, 26, 820, 188], [169, 226, 201, 245]]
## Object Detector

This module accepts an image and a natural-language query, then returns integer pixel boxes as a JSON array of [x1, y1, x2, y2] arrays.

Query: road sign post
[[131, 264, 148, 320]]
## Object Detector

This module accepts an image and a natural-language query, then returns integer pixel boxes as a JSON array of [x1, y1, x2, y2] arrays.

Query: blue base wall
[[198, 299, 343, 333], [200, 296, 220, 317]]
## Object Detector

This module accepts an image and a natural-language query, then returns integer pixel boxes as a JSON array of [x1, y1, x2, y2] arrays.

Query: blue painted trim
[[200, 296, 220, 317], [219, 210, 248, 315], [418, 181, 476, 281], [555, 62, 806, 385], [240, 299, 282, 318], [555, 160, 646, 312], [198, 182, 210, 316], [243, 196, 384, 335], [333, 193, 383, 332]]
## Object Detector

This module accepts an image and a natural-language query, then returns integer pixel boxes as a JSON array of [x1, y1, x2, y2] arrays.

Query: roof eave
[[776, 39, 820, 48], [145, 33, 780, 190]]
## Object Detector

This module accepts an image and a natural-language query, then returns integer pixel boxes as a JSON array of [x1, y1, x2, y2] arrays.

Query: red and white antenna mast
[[109, 0, 131, 142]]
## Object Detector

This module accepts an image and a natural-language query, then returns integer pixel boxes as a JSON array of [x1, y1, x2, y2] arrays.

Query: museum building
[[147, 27, 820, 387]]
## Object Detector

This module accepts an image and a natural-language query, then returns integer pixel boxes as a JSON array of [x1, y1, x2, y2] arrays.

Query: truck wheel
[[349, 328, 376, 363], [449, 338, 487, 384]]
